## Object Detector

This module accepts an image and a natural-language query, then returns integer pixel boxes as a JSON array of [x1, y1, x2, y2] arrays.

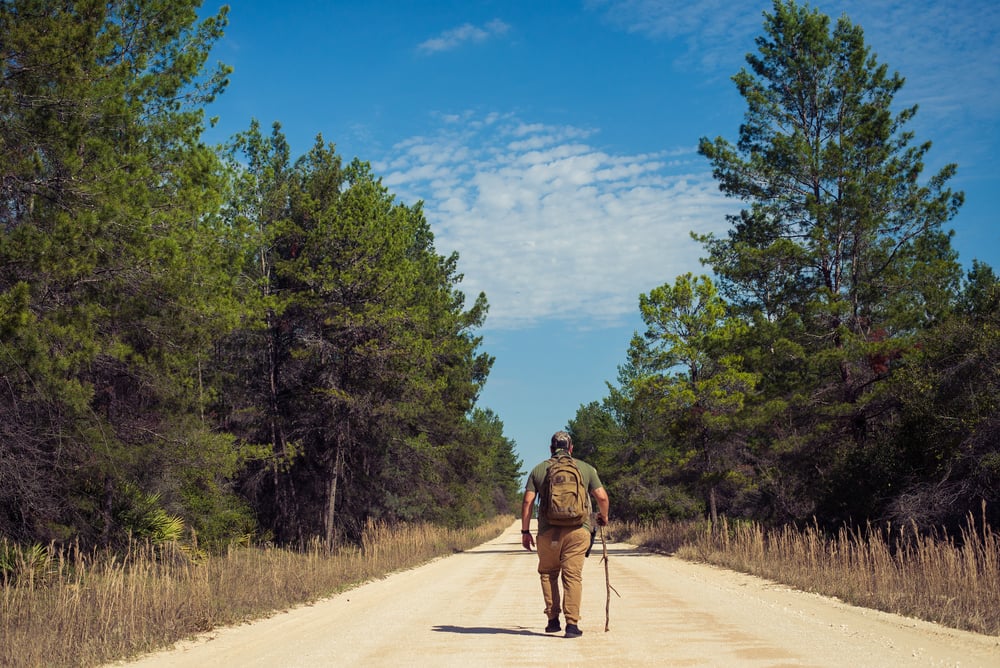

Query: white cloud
[[375, 114, 737, 331], [417, 19, 511, 54], [383, 2, 999, 332]]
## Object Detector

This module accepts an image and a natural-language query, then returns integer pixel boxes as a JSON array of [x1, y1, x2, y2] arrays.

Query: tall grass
[[0, 516, 513, 668], [624, 509, 1000, 636]]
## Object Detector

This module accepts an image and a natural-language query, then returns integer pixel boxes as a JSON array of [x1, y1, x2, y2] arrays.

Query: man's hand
[[596, 514, 608, 526], [521, 531, 535, 551]]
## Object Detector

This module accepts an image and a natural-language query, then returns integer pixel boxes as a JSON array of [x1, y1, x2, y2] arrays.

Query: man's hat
[[551, 431, 572, 449]]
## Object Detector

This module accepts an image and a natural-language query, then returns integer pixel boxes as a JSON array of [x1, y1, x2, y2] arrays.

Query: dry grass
[[623, 509, 1000, 636], [0, 516, 513, 668]]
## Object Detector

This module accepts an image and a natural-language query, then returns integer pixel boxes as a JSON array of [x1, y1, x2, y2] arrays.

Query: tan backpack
[[541, 454, 589, 526]]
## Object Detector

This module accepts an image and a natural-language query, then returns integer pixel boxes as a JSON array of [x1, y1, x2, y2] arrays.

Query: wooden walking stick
[[599, 524, 620, 632]]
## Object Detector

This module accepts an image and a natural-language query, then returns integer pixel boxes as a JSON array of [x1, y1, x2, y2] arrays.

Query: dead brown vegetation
[[623, 508, 1000, 636], [1, 516, 513, 668]]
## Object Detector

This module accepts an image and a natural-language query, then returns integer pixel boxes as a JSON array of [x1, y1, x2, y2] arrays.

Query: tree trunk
[[265, 312, 294, 532], [703, 430, 719, 529], [100, 475, 114, 547], [324, 442, 344, 550], [708, 485, 719, 529]]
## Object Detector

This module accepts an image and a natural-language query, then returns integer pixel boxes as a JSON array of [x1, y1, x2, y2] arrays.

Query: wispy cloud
[[382, 2, 998, 331], [585, 0, 762, 72], [417, 19, 511, 54], [833, 1, 1000, 126], [376, 113, 737, 330], [584, 0, 1000, 195], [588, 1, 1000, 128]]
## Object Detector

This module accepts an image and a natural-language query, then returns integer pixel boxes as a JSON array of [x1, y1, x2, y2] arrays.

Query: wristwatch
[[521, 529, 531, 534]]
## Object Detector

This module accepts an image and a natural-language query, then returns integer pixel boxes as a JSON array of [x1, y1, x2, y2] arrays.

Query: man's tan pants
[[536, 525, 590, 625]]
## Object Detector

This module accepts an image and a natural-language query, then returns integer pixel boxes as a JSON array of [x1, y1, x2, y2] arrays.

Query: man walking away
[[521, 431, 609, 638]]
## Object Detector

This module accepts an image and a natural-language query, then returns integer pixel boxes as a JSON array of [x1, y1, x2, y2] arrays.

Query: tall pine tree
[[0, 1, 251, 546], [696, 0, 964, 524], [217, 126, 499, 546]]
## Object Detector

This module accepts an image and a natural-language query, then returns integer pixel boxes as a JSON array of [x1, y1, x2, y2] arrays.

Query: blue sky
[[201, 0, 1000, 469]]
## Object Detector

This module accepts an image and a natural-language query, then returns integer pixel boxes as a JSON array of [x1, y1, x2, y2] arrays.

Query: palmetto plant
[[0, 541, 51, 586], [117, 484, 185, 545]]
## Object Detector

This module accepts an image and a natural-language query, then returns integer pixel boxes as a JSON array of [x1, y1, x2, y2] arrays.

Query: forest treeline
[[570, 1, 999, 536], [0, 0, 522, 550], [2, 0, 997, 554]]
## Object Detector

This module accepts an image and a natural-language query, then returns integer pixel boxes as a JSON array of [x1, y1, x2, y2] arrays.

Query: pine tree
[[0, 1, 250, 545], [695, 0, 963, 523], [218, 127, 496, 546], [634, 274, 757, 524]]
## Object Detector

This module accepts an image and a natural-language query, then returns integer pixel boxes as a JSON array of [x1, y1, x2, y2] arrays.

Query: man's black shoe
[[564, 624, 583, 637], [545, 619, 561, 633]]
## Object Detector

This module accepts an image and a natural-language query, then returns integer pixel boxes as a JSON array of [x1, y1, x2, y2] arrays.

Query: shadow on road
[[465, 545, 653, 558], [432, 625, 553, 637]]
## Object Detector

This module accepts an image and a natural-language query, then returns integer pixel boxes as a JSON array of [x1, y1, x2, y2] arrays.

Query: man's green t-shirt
[[526, 448, 604, 534]]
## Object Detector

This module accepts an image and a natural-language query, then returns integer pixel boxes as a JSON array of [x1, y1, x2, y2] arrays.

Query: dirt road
[[123, 521, 999, 667]]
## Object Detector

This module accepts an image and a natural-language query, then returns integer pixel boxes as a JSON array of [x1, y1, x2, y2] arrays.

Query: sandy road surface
[[122, 521, 999, 667]]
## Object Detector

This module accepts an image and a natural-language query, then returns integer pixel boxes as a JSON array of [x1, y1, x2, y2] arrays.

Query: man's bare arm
[[520, 490, 536, 550], [591, 487, 609, 524]]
